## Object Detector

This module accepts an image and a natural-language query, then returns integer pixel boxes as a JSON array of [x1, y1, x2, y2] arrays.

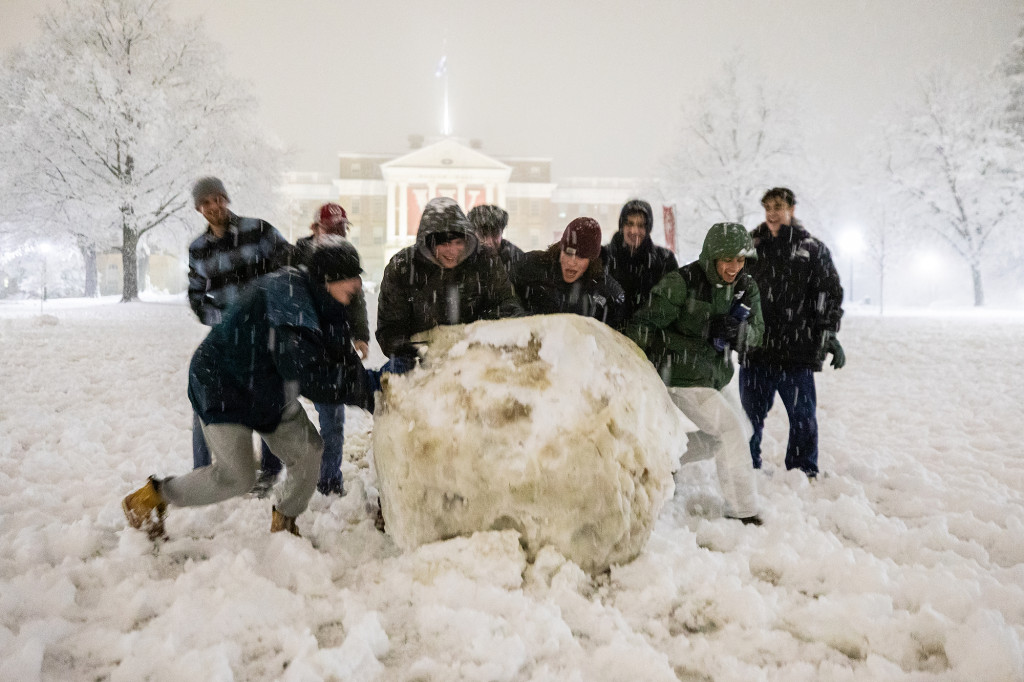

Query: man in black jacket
[[376, 197, 524, 369], [602, 199, 678, 324], [467, 204, 525, 274], [513, 217, 626, 329], [739, 187, 845, 477]]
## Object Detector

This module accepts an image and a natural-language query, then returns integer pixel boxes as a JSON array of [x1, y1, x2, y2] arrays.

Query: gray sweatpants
[[162, 401, 324, 519], [668, 385, 759, 519]]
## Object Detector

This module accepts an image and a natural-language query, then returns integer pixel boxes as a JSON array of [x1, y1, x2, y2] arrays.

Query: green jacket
[[625, 222, 763, 390]]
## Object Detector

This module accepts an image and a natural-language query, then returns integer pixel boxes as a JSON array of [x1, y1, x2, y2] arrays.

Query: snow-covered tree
[[0, 0, 283, 301], [659, 56, 810, 245], [882, 68, 1024, 307]]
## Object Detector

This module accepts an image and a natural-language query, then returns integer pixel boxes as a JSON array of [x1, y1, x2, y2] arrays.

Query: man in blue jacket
[[123, 239, 375, 539]]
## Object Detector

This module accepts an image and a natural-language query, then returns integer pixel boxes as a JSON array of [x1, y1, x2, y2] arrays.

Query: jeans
[[739, 364, 818, 475], [314, 402, 345, 489], [193, 411, 277, 471]]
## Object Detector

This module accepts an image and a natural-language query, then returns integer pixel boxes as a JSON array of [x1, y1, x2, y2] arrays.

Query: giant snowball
[[372, 314, 694, 574]]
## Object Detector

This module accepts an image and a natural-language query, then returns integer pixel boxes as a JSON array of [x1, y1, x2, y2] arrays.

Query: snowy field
[[1, 296, 1023, 682]]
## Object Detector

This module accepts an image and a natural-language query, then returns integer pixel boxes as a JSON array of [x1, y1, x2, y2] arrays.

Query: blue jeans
[[739, 365, 818, 475], [314, 402, 345, 489], [193, 411, 276, 471]]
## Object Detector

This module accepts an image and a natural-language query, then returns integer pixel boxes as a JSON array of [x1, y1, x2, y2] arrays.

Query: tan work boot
[[270, 507, 300, 537], [122, 476, 167, 540]]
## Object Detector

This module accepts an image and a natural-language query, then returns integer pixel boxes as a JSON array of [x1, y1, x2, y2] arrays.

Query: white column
[[397, 182, 409, 239], [456, 182, 466, 211], [485, 184, 494, 204], [386, 181, 396, 240]]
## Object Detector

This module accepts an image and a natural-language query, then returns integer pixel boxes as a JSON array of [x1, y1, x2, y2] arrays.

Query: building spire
[[435, 40, 451, 136]]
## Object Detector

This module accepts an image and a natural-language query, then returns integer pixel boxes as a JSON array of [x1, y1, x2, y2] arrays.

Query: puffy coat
[[512, 243, 627, 329], [187, 212, 293, 326], [742, 220, 844, 371], [188, 267, 372, 432], [376, 199, 524, 357], [626, 222, 763, 390], [496, 238, 527, 274], [602, 229, 678, 323]]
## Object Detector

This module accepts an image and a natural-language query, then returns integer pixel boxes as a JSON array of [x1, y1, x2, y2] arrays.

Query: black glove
[[707, 314, 741, 345], [817, 331, 846, 369]]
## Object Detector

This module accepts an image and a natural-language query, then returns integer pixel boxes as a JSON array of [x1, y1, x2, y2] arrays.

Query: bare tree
[[883, 68, 1024, 307], [0, 0, 282, 301], [659, 56, 809, 245]]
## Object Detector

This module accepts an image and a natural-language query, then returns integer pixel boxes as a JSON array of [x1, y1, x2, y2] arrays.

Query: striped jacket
[[187, 212, 293, 326]]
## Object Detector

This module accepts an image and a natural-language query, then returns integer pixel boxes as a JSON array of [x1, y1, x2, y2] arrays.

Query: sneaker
[[316, 478, 344, 496], [251, 469, 278, 498], [122, 476, 167, 540], [270, 506, 300, 536]]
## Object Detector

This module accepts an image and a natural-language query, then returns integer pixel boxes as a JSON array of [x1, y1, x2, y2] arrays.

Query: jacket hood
[[699, 222, 756, 282], [618, 199, 654, 234], [415, 197, 479, 266]]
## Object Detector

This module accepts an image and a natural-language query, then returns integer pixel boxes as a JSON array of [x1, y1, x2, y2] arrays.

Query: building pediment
[[381, 138, 511, 173]]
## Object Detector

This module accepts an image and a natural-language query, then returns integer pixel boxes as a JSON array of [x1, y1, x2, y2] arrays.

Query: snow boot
[[316, 477, 344, 497], [122, 476, 167, 540], [270, 507, 300, 536]]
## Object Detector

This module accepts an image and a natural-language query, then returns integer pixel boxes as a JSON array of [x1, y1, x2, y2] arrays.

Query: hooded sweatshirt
[[376, 197, 524, 357], [625, 222, 763, 390], [602, 200, 679, 322]]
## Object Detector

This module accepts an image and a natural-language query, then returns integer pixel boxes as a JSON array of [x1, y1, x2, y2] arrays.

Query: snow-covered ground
[[1, 296, 1022, 681]]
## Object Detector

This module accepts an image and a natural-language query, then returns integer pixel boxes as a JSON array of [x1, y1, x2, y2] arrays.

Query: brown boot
[[270, 507, 300, 536], [122, 476, 167, 540]]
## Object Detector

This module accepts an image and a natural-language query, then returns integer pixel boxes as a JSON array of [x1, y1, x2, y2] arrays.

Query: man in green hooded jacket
[[625, 222, 764, 525]]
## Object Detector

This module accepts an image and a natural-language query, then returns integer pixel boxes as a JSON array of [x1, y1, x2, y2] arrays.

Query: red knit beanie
[[560, 217, 602, 260], [315, 203, 348, 237]]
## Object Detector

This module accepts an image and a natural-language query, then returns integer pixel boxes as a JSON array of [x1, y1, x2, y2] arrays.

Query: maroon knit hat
[[315, 203, 348, 237], [560, 217, 602, 260]]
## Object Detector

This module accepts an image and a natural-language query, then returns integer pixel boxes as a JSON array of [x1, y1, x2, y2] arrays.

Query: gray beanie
[[191, 176, 229, 207]]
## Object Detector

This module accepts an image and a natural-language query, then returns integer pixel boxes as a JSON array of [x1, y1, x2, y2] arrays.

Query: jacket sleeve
[[375, 259, 414, 357], [812, 242, 844, 334], [604, 277, 628, 330], [266, 224, 295, 273], [273, 325, 374, 410], [623, 272, 687, 350], [347, 290, 371, 343], [187, 248, 219, 325], [739, 279, 764, 351]]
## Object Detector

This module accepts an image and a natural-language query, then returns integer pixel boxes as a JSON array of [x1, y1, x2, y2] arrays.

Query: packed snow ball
[[372, 314, 694, 574]]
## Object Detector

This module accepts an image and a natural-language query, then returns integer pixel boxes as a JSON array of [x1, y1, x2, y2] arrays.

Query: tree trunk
[[78, 241, 98, 297], [971, 263, 985, 307], [121, 213, 139, 302]]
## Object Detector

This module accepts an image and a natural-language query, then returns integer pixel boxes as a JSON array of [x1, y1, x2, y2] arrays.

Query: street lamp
[[838, 227, 865, 305], [39, 242, 51, 313]]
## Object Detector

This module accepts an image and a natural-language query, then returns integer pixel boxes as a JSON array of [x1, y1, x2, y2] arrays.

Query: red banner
[[662, 205, 676, 253]]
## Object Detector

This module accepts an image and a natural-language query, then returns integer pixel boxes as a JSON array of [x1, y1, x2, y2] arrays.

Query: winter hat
[[560, 217, 602, 260], [467, 205, 509, 237], [191, 176, 229, 207], [698, 222, 757, 278], [315, 203, 348, 237], [617, 199, 653, 234], [308, 235, 363, 283], [419, 197, 473, 237]]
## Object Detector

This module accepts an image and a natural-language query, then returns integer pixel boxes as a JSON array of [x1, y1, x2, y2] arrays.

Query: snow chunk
[[373, 314, 694, 574]]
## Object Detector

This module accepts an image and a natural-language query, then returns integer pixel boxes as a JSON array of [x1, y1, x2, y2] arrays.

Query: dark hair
[[761, 187, 796, 207], [427, 231, 465, 249], [467, 205, 509, 237]]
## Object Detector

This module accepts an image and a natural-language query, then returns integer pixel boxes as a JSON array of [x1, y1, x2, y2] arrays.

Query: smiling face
[[326, 276, 362, 305], [434, 237, 467, 269], [762, 197, 794, 235], [716, 256, 746, 284], [621, 212, 647, 250], [559, 250, 590, 284], [197, 194, 230, 235]]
